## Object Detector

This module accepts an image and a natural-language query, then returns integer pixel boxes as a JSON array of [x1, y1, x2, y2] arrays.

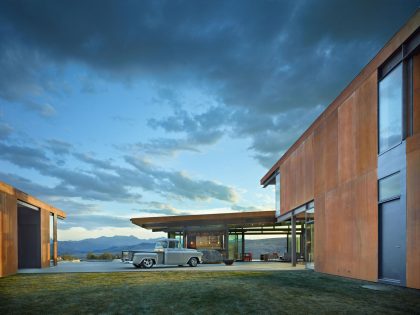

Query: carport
[[131, 211, 304, 261]]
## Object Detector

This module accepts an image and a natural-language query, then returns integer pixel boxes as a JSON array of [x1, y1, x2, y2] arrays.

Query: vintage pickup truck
[[131, 239, 203, 269]]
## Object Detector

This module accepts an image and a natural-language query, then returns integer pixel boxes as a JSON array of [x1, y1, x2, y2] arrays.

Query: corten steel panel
[[314, 111, 339, 195], [414, 53, 420, 135], [279, 135, 315, 214], [40, 209, 50, 268], [0, 192, 3, 276], [314, 194, 325, 272], [303, 135, 315, 202], [325, 111, 339, 192], [280, 159, 287, 213], [1, 194, 18, 277], [314, 120, 327, 196], [315, 172, 378, 281], [406, 135, 420, 289], [355, 71, 378, 175], [338, 93, 357, 185], [261, 11, 420, 185], [0, 181, 66, 218]]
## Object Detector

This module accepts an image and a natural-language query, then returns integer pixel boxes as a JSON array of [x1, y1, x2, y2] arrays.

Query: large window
[[275, 172, 280, 217], [379, 63, 403, 153]]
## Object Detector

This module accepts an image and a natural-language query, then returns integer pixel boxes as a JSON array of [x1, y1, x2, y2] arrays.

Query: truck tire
[[188, 257, 198, 267], [141, 258, 154, 269]]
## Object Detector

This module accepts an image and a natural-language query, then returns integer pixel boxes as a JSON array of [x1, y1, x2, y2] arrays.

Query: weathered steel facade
[[261, 11, 420, 289], [0, 181, 66, 277]]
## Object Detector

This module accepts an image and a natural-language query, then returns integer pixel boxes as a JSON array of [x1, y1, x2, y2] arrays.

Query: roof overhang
[[131, 211, 277, 233], [1, 180, 67, 218]]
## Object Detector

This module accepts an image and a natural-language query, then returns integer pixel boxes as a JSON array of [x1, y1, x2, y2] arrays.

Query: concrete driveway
[[18, 260, 305, 274]]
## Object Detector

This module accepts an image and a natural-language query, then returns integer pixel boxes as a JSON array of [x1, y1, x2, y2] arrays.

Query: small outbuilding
[[0, 180, 66, 277]]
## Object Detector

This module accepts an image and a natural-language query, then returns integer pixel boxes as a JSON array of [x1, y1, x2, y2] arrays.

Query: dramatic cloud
[[0, 123, 12, 139], [0, 140, 237, 203], [0, 1, 417, 237], [0, 1, 415, 115], [231, 205, 264, 212], [137, 201, 190, 216], [60, 214, 132, 230]]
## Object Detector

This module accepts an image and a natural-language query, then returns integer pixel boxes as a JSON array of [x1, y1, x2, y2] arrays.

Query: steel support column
[[224, 228, 229, 259], [241, 231, 245, 260], [53, 213, 58, 266], [291, 216, 296, 267], [182, 230, 187, 248]]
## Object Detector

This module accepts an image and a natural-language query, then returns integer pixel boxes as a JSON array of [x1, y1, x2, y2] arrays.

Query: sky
[[0, 0, 418, 241]]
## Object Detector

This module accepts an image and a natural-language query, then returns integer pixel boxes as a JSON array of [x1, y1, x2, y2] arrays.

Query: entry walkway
[[18, 260, 305, 274]]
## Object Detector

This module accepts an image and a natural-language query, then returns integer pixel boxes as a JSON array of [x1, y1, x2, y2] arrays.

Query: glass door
[[305, 206, 315, 269]]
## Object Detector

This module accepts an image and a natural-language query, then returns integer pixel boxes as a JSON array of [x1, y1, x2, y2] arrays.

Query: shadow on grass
[[1, 270, 419, 314]]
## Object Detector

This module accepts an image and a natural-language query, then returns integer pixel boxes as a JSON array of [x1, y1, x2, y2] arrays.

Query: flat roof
[[131, 211, 276, 232], [0, 180, 66, 218], [260, 9, 420, 185]]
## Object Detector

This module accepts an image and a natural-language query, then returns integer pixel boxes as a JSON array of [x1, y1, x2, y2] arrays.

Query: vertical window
[[379, 172, 401, 202], [379, 63, 403, 153], [275, 172, 280, 217]]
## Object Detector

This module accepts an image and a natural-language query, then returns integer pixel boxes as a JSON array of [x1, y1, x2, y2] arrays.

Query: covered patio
[[131, 211, 305, 262]]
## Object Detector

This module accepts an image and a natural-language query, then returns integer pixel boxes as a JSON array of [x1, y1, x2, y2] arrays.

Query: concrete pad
[[17, 260, 306, 274]]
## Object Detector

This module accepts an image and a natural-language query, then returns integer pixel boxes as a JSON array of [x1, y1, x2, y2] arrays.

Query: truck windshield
[[155, 241, 167, 250]]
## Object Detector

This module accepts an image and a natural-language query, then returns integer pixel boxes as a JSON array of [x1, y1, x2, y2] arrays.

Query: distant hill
[[58, 235, 288, 259], [245, 237, 287, 259], [58, 235, 161, 257]]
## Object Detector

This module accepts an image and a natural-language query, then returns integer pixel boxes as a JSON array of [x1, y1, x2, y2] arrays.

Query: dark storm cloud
[[1, 0, 416, 111], [142, 104, 322, 167], [0, 0, 417, 164], [0, 140, 237, 203], [0, 122, 12, 139]]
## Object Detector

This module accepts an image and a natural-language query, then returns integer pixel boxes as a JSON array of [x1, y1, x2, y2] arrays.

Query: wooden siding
[[279, 134, 314, 213], [406, 52, 420, 289]]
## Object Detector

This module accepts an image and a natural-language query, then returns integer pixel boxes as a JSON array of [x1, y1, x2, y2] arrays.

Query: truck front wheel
[[188, 257, 198, 267], [141, 258, 154, 269]]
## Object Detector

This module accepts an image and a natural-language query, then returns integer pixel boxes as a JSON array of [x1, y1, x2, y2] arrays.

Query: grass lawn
[[1, 270, 419, 314]]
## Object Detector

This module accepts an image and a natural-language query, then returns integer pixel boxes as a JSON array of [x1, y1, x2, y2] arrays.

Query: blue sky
[[0, 0, 418, 240]]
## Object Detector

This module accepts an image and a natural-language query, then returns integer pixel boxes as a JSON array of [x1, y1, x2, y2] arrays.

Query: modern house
[[132, 11, 420, 289], [261, 11, 419, 288], [0, 181, 66, 277]]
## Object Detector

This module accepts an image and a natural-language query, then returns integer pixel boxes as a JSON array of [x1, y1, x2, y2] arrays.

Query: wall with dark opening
[[18, 205, 41, 268]]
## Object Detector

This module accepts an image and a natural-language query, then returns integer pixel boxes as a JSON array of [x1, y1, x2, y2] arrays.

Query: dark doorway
[[379, 198, 406, 285], [18, 203, 41, 269]]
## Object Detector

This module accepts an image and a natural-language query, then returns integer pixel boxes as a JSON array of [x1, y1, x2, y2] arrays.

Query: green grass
[[1, 270, 419, 314]]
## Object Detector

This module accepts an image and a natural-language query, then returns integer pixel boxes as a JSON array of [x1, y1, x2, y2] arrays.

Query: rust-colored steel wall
[[280, 134, 314, 213], [314, 72, 378, 281], [406, 53, 420, 289], [0, 192, 18, 277], [281, 71, 378, 281], [40, 209, 50, 268], [268, 11, 419, 287], [0, 182, 65, 277]]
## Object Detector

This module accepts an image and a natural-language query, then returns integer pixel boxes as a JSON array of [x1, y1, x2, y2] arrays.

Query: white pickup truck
[[132, 239, 203, 269]]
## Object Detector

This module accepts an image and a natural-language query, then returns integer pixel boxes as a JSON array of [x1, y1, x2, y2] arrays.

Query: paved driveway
[[18, 260, 305, 274]]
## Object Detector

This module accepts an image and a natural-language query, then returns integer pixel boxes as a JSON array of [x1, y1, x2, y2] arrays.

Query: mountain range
[[58, 235, 287, 259]]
